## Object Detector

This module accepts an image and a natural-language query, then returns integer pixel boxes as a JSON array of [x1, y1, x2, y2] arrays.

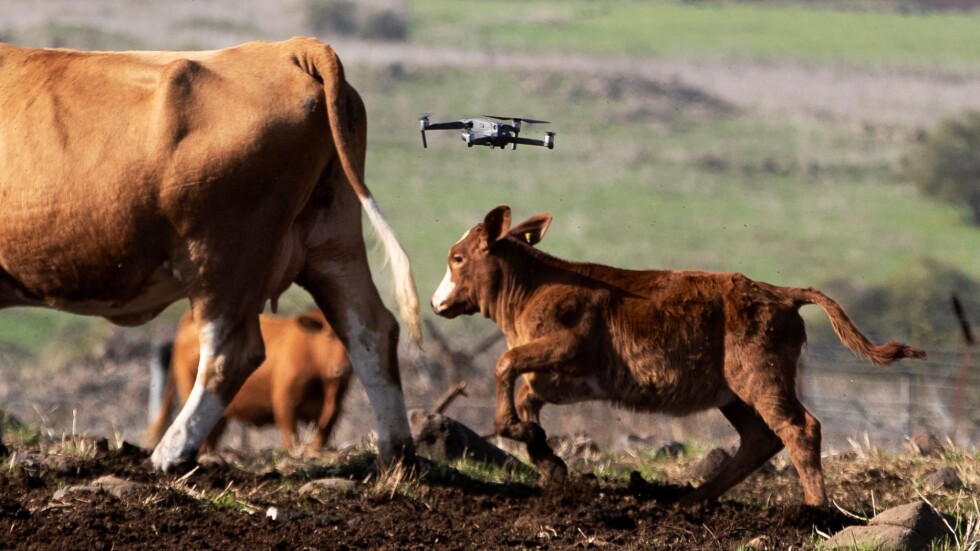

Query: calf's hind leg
[[726, 355, 826, 506], [680, 399, 784, 506]]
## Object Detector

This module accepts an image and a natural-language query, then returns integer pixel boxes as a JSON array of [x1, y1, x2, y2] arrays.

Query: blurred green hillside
[[1, 0, 979, 362]]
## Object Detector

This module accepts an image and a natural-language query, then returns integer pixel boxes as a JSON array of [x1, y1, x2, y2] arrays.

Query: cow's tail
[[144, 342, 178, 448], [791, 287, 926, 365], [300, 39, 422, 345]]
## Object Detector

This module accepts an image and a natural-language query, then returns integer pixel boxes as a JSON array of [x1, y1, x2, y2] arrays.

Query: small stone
[[298, 477, 357, 497], [266, 506, 285, 522], [92, 475, 143, 498], [690, 448, 730, 480], [744, 535, 772, 550], [922, 467, 962, 492], [266, 506, 306, 523], [906, 432, 944, 457], [41, 455, 72, 474]]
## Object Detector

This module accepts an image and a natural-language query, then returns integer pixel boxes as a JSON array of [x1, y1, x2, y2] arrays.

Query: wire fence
[[801, 342, 979, 448]]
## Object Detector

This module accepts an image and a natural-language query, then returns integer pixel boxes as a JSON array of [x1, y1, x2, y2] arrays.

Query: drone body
[[419, 115, 555, 150]]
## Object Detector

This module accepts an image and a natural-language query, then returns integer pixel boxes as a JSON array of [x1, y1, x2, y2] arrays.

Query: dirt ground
[[1, 434, 976, 550]]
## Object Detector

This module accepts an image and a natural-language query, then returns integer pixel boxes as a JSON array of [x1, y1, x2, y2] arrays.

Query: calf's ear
[[509, 212, 552, 246], [483, 205, 512, 246]]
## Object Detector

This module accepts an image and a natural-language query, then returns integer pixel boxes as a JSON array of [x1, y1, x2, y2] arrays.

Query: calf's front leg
[[494, 336, 583, 482]]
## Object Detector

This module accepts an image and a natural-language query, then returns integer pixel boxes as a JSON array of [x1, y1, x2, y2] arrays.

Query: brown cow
[[431, 206, 926, 506], [0, 38, 421, 471], [145, 308, 352, 453]]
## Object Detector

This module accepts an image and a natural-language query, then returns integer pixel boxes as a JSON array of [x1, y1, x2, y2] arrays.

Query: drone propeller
[[485, 115, 550, 125]]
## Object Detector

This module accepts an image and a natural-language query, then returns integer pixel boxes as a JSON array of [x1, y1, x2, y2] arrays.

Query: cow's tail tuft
[[792, 287, 927, 365], [302, 39, 422, 345]]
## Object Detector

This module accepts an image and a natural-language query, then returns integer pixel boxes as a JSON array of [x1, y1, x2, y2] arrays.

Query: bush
[[907, 110, 980, 225]]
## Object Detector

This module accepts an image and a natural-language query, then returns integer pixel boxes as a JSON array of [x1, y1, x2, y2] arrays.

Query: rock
[[690, 448, 730, 480], [92, 475, 144, 498], [921, 467, 962, 491], [53, 475, 144, 501], [824, 501, 954, 551], [265, 506, 295, 522], [906, 431, 944, 457], [868, 501, 953, 541], [824, 524, 928, 551], [41, 454, 72, 474], [408, 410, 520, 468], [744, 535, 773, 550], [298, 477, 357, 498]]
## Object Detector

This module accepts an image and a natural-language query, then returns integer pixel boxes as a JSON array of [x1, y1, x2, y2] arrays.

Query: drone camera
[[544, 132, 555, 149]]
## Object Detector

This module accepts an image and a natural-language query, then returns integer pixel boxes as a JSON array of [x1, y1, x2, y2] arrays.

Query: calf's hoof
[[537, 456, 568, 485], [677, 487, 718, 509]]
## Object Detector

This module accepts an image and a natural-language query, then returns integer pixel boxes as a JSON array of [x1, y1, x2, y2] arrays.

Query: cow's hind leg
[[680, 399, 784, 506], [297, 253, 414, 465], [201, 417, 228, 453], [151, 312, 265, 471]]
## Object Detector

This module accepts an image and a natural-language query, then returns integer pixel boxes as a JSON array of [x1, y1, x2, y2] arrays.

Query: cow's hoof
[[377, 437, 417, 468], [150, 445, 198, 474], [152, 456, 197, 475]]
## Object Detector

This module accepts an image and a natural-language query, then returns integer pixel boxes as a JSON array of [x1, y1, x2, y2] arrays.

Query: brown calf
[[146, 308, 351, 453], [431, 206, 926, 506]]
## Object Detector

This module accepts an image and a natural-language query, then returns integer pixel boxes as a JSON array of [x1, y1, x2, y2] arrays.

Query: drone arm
[[510, 134, 556, 149], [425, 121, 469, 130]]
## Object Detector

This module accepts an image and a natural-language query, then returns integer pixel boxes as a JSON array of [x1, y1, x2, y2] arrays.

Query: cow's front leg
[[493, 337, 581, 482], [151, 313, 264, 471]]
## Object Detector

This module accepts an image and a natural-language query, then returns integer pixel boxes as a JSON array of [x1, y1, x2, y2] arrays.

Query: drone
[[419, 115, 555, 150]]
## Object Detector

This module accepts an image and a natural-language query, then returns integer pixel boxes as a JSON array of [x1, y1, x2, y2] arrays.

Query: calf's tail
[[792, 288, 927, 365]]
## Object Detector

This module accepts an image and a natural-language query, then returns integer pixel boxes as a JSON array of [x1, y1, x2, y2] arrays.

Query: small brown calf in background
[[145, 308, 352, 453]]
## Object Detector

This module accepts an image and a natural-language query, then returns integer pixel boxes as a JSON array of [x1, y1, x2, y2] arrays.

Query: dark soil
[[6, 437, 968, 551]]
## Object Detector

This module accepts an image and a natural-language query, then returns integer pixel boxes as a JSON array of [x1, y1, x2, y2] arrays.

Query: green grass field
[[1, 1, 979, 359], [411, 0, 980, 67]]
